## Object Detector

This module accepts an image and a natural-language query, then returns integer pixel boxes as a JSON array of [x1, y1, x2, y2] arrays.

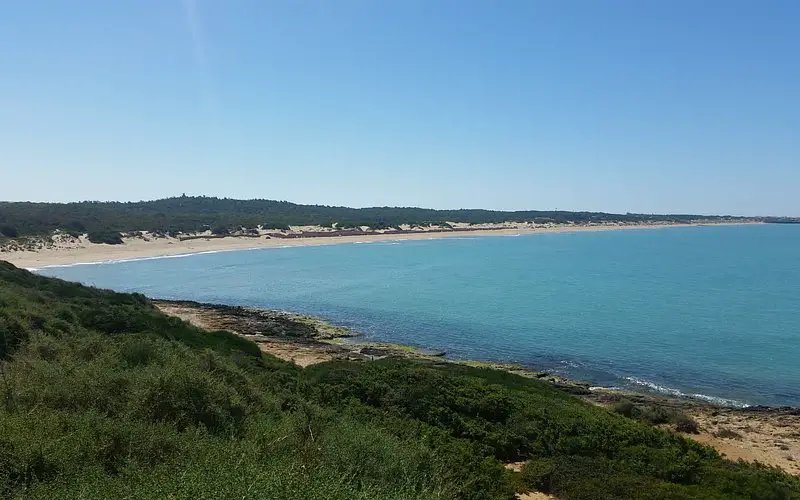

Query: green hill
[[0, 196, 747, 240], [0, 260, 796, 499]]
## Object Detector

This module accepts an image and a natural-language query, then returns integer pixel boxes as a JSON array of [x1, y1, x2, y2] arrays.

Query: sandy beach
[[0, 222, 755, 269]]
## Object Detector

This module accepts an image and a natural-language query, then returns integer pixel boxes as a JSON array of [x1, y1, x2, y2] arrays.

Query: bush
[[676, 417, 700, 434], [521, 458, 556, 492], [613, 400, 635, 418], [87, 231, 123, 245], [613, 400, 686, 427], [211, 226, 230, 236], [0, 226, 18, 238], [637, 405, 674, 425]]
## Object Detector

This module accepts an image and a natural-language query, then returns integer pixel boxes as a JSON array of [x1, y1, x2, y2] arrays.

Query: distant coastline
[[1, 220, 759, 269]]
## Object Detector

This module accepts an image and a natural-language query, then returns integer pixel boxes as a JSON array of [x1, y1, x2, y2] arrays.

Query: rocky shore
[[155, 300, 449, 367]]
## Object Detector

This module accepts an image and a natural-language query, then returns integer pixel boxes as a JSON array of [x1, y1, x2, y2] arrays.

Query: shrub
[[614, 400, 687, 427], [0, 313, 29, 359], [87, 231, 123, 245], [120, 338, 158, 367], [637, 405, 674, 425], [521, 458, 556, 492], [211, 226, 230, 236], [676, 417, 700, 434], [130, 365, 249, 434], [0, 226, 18, 238], [613, 400, 635, 418]]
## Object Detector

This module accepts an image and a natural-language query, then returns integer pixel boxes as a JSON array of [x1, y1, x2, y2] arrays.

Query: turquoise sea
[[37, 224, 800, 407]]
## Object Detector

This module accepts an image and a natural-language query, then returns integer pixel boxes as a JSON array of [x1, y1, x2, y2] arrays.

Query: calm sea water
[[37, 225, 800, 407]]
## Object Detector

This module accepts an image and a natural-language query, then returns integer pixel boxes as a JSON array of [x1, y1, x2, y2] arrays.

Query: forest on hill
[[0, 261, 798, 498], [0, 196, 749, 240]]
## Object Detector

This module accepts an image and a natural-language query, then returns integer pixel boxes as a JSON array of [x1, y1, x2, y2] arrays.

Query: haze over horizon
[[1, 1, 798, 216]]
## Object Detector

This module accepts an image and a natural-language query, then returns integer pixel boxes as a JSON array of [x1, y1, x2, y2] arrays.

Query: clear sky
[[1, 1, 798, 215]]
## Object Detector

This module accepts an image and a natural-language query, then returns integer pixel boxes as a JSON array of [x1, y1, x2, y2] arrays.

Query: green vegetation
[[0, 261, 797, 499], [613, 399, 701, 435], [86, 230, 124, 245], [0, 195, 749, 239], [675, 417, 700, 434]]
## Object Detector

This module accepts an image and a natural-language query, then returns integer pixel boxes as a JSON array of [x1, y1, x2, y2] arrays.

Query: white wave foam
[[589, 386, 622, 391], [688, 392, 750, 407], [624, 377, 749, 408]]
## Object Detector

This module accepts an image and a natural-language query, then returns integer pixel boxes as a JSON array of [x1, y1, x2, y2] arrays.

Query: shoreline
[[154, 298, 800, 475], [2, 221, 757, 269]]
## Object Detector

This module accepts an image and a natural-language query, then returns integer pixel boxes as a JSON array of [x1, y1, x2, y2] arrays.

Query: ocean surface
[[37, 224, 800, 407]]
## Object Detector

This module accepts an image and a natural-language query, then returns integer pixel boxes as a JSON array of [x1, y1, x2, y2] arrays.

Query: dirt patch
[[245, 335, 363, 367], [588, 392, 800, 475], [517, 493, 555, 500], [688, 408, 800, 475], [157, 303, 214, 330]]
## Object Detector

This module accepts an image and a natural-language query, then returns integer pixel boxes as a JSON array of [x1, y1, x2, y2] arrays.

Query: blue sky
[[1, 1, 798, 215]]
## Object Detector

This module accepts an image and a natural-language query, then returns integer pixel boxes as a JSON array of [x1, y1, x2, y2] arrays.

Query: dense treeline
[[0, 196, 747, 239], [763, 217, 800, 224], [1, 261, 797, 498]]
